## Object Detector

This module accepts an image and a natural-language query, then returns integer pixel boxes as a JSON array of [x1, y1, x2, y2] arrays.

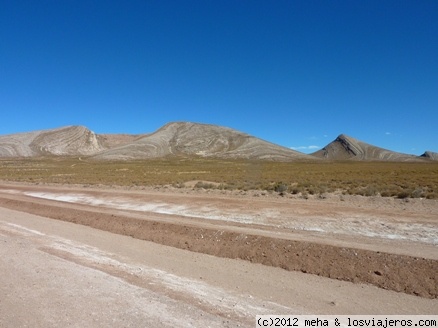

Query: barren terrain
[[0, 182, 437, 326], [311, 134, 422, 161], [0, 122, 312, 161], [2, 123, 435, 161]]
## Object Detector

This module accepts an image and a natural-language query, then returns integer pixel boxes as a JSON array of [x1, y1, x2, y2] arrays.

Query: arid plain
[[0, 180, 437, 327], [0, 123, 437, 327]]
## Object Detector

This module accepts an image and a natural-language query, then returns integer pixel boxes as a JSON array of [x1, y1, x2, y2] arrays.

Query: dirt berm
[[0, 196, 436, 299]]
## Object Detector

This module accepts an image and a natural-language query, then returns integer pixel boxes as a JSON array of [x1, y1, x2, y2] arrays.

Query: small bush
[[300, 191, 309, 199], [425, 192, 437, 199], [172, 182, 185, 188], [194, 181, 215, 189], [411, 187, 425, 198], [273, 182, 288, 193], [363, 185, 378, 196], [397, 191, 410, 199], [291, 187, 300, 195]]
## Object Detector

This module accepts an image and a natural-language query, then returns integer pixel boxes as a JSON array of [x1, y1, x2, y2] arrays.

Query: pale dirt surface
[[0, 182, 437, 327]]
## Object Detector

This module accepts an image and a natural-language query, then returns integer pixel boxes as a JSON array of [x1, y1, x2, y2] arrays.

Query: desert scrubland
[[0, 124, 437, 326]]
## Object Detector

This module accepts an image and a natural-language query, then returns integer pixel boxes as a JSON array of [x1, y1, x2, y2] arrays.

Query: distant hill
[[0, 124, 435, 162], [311, 134, 422, 161], [91, 122, 313, 161], [420, 151, 438, 161], [0, 126, 107, 157]]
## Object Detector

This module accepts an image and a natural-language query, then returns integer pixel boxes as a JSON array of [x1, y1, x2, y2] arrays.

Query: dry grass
[[1, 157, 437, 199]]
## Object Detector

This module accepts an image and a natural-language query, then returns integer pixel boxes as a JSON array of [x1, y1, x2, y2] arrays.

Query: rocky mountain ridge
[[91, 122, 311, 161], [0, 126, 106, 157], [0, 123, 436, 161], [420, 151, 438, 161], [311, 134, 423, 161]]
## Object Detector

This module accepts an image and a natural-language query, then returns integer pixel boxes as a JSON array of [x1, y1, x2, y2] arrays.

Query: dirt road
[[0, 182, 437, 327]]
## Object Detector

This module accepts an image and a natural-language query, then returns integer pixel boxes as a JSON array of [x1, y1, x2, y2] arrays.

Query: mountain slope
[[420, 151, 438, 161], [2, 124, 434, 162], [0, 126, 107, 157], [92, 122, 313, 161], [311, 134, 420, 161]]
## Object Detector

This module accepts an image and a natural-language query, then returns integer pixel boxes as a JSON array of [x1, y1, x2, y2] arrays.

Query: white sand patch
[[0, 219, 295, 318], [48, 238, 294, 317], [3, 222, 46, 236], [8, 189, 438, 245], [281, 217, 438, 245], [24, 191, 263, 225], [0, 223, 255, 327], [0, 189, 22, 194]]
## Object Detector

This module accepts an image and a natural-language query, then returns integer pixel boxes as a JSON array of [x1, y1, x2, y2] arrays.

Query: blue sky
[[1, 1, 437, 154]]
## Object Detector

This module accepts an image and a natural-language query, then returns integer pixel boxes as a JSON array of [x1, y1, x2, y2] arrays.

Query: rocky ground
[[0, 182, 437, 327]]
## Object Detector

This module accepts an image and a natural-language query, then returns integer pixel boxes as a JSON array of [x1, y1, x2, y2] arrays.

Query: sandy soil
[[0, 182, 437, 327]]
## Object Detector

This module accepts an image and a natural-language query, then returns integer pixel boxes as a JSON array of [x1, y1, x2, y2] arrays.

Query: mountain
[[1, 124, 435, 162], [91, 122, 312, 161], [420, 151, 438, 161], [311, 134, 421, 161], [0, 126, 107, 157]]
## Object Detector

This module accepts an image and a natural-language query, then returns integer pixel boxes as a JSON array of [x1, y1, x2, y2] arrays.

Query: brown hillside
[[2, 124, 434, 162], [98, 133, 143, 149], [311, 134, 421, 161], [92, 122, 313, 161], [420, 151, 438, 161], [0, 126, 107, 157]]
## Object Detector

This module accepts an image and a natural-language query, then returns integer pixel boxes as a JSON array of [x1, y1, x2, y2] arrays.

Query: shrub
[[397, 191, 410, 199], [411, 187, 425, 198], [273, 182, 288, 193], [363, 185, 378, 196], [1, 159, 437, 200], [194, 181, 215, 189], [291, 187, 300, 195]]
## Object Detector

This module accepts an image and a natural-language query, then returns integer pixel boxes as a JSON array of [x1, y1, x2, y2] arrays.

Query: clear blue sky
[[1, 1, 437, 154]]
